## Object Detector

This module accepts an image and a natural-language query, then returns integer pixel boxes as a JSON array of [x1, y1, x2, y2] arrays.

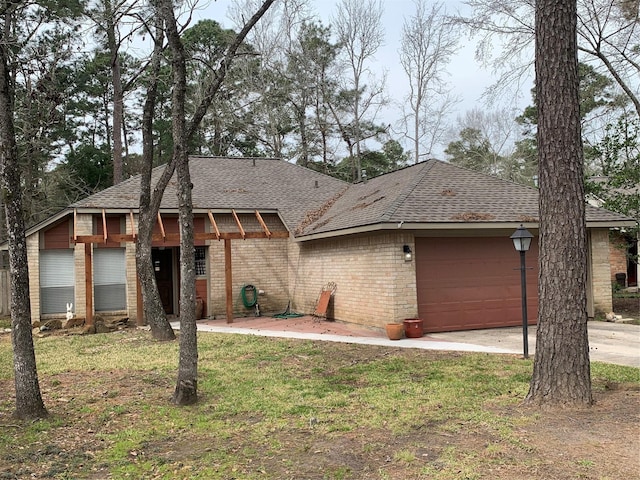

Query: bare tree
[[526, 0, 593, 406], [142, 0, 276, 404], [457, 0, 640, 116], [0, 3, 47, 419], [135, 0, 276, 344], [333, 0, 386, 181], [136, 11, 176, 341], [400, 0, 459, 163]]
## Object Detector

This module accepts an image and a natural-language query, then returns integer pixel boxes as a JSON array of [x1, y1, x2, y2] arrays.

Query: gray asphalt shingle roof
[[71, 156, 633, 238], [71, 156, 348, 231]]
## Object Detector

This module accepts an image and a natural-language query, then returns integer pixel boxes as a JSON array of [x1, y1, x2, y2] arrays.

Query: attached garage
[[415, 236, 539, 332]]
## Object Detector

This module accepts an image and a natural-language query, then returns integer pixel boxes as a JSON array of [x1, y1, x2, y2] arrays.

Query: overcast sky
[[191, 0, 534, 157]]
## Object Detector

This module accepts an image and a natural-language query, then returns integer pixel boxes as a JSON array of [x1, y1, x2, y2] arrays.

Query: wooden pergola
[[72, 208, 289, 326]]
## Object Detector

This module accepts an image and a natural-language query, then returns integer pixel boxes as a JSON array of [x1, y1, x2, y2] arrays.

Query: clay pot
[[385, 323, 404, 340], [403, 318, 424, 338]]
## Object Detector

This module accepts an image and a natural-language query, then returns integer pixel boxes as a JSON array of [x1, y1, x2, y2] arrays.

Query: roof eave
[[295, 219, 637, 242]]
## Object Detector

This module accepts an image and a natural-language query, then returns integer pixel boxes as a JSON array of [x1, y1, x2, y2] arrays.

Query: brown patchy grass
[[0, 328, 638, 479]]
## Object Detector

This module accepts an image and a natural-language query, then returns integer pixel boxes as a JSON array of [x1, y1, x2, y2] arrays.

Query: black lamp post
[[510, 224, 534, 359]]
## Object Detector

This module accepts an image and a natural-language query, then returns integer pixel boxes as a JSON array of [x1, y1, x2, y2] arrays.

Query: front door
[[152, 248, 174, 314]]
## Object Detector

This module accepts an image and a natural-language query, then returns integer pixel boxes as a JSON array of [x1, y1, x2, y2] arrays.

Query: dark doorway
[[628, 239, 638, 287], [152, 248, 174, 314]]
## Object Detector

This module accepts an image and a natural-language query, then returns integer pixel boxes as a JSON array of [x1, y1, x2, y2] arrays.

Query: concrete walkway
[[172, 317, 640, 367]]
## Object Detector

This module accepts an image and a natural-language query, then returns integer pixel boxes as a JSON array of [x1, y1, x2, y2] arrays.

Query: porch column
[[84, 243, 94, 326], [225, 239, 233, 323]]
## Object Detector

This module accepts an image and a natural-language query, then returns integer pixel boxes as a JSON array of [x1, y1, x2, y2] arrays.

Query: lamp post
[[510, 224, 534, 359]]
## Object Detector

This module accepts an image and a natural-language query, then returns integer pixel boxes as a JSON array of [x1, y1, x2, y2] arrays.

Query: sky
[[188, 0, 534, 157]]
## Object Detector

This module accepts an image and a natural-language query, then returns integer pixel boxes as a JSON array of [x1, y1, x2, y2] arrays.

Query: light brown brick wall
[[590, 228, 613, 314], [125, 234, 138, 322], [207, 238, 290, 318], [27, 233, 40, 323], [289, 232, 417, 329], [73, 214, 93, 319]]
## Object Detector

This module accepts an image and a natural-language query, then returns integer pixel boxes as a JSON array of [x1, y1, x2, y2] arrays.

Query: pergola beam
[[231, 209, 245, 239], [208, 210, 221, 240], [255, 210, 272, 238]]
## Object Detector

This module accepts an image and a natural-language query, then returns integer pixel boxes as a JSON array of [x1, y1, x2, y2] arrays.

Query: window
[[40, 250, 74, 314], [94, 248, 126, 311], [195, 247, 206, 276]]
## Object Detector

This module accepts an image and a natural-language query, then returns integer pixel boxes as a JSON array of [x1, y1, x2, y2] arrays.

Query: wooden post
[[85, 242, 94, 326], [225, 238, 233, 323]]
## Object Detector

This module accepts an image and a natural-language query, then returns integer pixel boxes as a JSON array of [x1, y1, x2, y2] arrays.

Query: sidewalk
[[171, 316, 640, 367]]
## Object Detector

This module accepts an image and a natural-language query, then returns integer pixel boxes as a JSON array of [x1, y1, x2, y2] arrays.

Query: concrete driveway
[[429, 321, 640, 368]]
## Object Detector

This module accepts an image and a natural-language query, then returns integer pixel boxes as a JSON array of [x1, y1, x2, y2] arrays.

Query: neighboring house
[[587, 176, 639, 288], [4, 157, 634, 333]]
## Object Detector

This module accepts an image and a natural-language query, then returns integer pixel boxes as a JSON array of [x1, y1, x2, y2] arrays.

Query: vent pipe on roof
[[252, 158, 256, 167], [314, 180, 318, 188], [362, 169, 367, 183]]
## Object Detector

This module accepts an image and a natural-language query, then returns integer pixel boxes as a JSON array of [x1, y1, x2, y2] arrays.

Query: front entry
[[152, 248, 175, 314]]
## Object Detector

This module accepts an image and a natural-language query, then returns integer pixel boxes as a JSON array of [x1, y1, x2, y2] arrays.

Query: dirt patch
[[1, 366, 638, 479]]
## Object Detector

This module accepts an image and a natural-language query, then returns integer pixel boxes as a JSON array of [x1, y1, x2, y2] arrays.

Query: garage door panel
[[416, 237, 539, 333]]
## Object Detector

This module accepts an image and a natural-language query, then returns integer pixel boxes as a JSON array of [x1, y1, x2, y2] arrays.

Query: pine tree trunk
[[526, 0, 592, 406], [0, 36, 47, 420]]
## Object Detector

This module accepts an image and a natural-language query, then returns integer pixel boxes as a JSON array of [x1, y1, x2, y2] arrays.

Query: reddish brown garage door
[[415, 237, 539, 333]]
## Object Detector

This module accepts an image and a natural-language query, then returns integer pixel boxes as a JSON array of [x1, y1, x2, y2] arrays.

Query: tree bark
[[136, 15, 176, 341], [0, 25, 47, 420], [104, 0, 124, 185], [526, 0, 592, 406], [158, 0, 198, 405]]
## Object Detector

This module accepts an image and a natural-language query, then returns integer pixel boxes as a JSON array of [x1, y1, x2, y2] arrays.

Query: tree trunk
[[105, 0, 124, 185], [158, 0, 198, 405], [526, 0, 592, 406], [137, 15, 175, 341], [0, 33, 47, 420]]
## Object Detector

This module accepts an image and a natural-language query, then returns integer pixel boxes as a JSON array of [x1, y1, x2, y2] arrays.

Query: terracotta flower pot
[[385, 323, 404, 340], [403, 318, 424, 338]]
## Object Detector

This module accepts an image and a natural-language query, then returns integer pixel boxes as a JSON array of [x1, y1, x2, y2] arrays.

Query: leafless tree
[[140, 0, 277, 404], [0, 2, 47, 419], [333, 0, 386, 181], [399, 0, 459, 163], [456, 0, 640, 116], [527, 0, 593, 406]]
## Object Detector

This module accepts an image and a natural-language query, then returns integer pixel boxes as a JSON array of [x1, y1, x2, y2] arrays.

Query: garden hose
[[241, 284, 258, 308]]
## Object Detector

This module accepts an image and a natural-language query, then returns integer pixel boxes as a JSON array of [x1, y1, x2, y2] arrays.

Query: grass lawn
[[0, 328, 639, 479]]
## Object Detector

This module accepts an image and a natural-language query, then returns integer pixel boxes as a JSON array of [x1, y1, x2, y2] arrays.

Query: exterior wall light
[[403, 244, 412, 262], [510, 224, 534, 359]]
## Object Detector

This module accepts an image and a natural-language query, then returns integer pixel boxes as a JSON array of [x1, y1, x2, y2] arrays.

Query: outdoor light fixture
[[510, 224, 534, 359], [511, 224, 534, 252], [403, 245, 412, 262]]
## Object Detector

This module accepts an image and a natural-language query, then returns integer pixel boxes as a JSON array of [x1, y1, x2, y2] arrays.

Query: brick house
[[10, 157, 634, 332]]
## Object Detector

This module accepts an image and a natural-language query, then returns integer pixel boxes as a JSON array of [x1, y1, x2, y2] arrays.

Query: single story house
[[8, 157, 635, 332]]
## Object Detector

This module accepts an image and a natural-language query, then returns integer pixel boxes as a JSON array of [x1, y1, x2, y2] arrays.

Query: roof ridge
[[380, 160, 435, 222]]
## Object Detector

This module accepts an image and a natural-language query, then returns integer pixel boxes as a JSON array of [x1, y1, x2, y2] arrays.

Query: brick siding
[[289, 232, 417, 328], [590, 228, 613, 314]]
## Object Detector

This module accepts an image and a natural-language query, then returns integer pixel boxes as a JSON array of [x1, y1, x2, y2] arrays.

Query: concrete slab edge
[[170, 322, 518, 355]]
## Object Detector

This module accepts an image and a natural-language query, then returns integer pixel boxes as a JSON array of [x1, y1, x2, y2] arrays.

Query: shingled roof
[[294, 160, 634, 239], [71, 156, 348, 232], [69, 156, 633, 239]]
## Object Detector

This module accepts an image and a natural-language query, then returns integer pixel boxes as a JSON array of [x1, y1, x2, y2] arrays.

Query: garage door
[[415, 237, 538, 333]]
